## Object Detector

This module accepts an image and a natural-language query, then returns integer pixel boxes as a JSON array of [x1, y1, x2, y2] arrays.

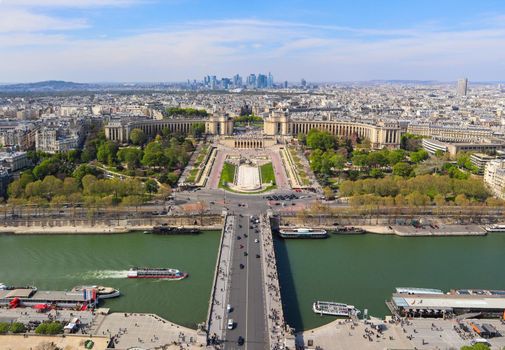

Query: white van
[[227, 304, 232, 313], [227, 319, 234, 330]]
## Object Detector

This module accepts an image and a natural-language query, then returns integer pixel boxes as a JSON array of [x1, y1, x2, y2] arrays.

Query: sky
[[0, 0, 504, 83]]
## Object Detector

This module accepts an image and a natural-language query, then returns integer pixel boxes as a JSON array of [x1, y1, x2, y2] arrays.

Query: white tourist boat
[[484, 224, 505, 232], [312, 301, 360, 317], [71, 285, 121, 299], [279, 228, 328, 239]]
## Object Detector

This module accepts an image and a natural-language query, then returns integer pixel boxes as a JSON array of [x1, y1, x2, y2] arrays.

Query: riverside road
[[224, 214, 267, 350]]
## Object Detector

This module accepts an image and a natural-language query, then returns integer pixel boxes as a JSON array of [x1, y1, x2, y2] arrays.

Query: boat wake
[[81, 270, 130, 279]]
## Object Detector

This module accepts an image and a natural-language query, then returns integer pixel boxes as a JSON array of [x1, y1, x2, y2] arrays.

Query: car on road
[[256, 254, 260, 258], [239, 244, 244, 249], [237, 236, 241, 240], [227, 304, 232, 313], [227, 319, 234, 330], [237, 336, 244, 346], [239, 263, 244, 269], [254, 238, 259, 243], [244, 233, 248, 237]]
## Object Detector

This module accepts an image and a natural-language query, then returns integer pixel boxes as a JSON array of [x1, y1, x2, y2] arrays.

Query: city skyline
[[0, 0, 505, 83]]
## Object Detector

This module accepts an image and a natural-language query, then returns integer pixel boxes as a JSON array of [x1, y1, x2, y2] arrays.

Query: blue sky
[[0, 0, 504, 82]]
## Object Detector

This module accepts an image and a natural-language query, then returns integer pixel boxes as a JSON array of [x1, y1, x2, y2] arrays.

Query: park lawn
[[260, 162, 275, 184], [218, 162, 237, 188]]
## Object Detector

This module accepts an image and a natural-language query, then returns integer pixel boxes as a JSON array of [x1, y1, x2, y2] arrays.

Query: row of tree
[[339, 174, 489, 202], [165, 107, 208, 117], [7, 172, 156, 207]]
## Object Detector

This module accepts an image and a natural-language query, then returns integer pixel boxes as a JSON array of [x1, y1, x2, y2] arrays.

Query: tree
[[393, 162, 413, 177], [129, 128, 147, 145], [190, 122, 206, 138], [97, 141, 118, 166], [73, 164, 99, 185], [367, 151, 388, 168], [387, 149, 406, 165], [400, 133, 423, 151], [142, 141, 166, 167], [433, 194, 446, 206], [306, 129, 335, 151], [454, 194, 470, 206], [0, 322, 9, 334], [322, 186, 334, 200], [145, 179, 159, 194], [9, 322, 25, 333], [117, 148, 143, 169], [406, 191, 430, 206], [410, 149, 429, 163]]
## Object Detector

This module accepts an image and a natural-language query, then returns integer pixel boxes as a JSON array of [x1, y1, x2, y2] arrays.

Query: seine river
[[2, 231, 505, 331], [275, 233, 505, 331], [0, 231, 220, 329]]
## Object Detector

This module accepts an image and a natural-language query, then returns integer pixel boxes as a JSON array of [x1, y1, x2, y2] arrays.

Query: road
[[224, 214, 267, 349]]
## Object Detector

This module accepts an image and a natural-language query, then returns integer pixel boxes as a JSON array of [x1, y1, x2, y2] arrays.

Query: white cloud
[[0, 8, 86, 33], [0, 18, 504, 82], [0, 0, 140, 7]]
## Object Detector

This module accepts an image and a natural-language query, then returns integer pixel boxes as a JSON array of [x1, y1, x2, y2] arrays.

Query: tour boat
[[279, 228, 327, 239], [71, 285, 120, 299], [484, 224, 505, 232], [127, 267, 188, 280], [331, 226, 366, 234], [312, 301, 360, 317], [149, 225, 200, 235], [0, 283, 37, 292]]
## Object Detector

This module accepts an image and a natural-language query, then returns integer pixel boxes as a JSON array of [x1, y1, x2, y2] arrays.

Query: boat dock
[[0, 288, 96, 309], [390, 289, 505, 317]]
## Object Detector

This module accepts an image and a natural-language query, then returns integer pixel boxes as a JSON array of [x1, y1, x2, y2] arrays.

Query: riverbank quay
[[0, 334, 109, 350], [296, 317, 505, 349], [278, 205, 505, 226], [94, 312, 203, 349], [261, 214, 295, 349], [0, 308, 204, 349], [0, 224, 222, 235], [206, 214, 234, 345]]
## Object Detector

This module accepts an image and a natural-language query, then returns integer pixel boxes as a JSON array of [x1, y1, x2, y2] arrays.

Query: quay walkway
[[260, 213, 294, 349]]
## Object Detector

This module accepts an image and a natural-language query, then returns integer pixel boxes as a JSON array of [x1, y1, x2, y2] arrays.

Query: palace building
[[105, 110, 402, 149]]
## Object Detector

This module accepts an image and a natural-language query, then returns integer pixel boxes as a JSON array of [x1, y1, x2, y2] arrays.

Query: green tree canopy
[[129, 128, 147, 146], [393, 162, 413, 177]]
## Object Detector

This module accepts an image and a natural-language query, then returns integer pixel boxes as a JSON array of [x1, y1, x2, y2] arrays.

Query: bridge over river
[[206, 213, 294, 349]]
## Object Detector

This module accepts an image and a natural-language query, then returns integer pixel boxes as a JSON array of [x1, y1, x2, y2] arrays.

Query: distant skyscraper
[[457, 78, 468, 96], [267, 72, 274, 88], [301, 78, 307, 88], [257, 74, 268, 88], [247, 74, 256, 88], [284, 81, 288, 89], [233, 74, 242, 87]]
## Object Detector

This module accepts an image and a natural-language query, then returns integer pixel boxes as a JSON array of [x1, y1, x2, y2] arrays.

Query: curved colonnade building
[[105, 111, 402, 149]]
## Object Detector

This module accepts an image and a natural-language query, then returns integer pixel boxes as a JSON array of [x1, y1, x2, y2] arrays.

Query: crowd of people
[[207, 215, 234, 347], [260, 215, 288, 350]]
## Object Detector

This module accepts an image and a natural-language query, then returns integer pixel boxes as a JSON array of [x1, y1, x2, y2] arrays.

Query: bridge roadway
[[223, 214, 267, 349]]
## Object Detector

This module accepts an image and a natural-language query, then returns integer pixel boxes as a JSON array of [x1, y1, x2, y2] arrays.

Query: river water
[[0, 231, 220, 329], [2, 231, 505, 332], [274, 233, 505, 331]]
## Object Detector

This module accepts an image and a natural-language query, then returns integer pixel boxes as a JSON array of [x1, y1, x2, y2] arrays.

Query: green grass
[[260, 162, 275, 184], [218, 162, 237, 188]]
